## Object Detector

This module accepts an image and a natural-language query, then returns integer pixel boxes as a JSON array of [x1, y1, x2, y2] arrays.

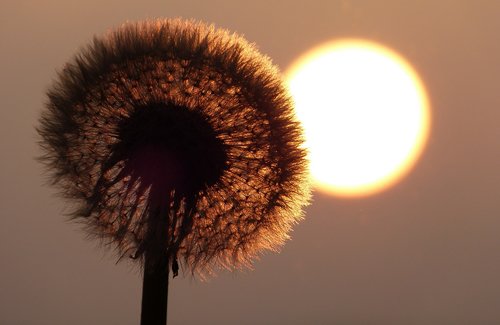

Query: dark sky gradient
[[2, 1, 500, 324]]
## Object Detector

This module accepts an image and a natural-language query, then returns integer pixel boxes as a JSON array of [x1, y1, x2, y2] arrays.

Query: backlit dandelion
[[38, 19, 310, 324]]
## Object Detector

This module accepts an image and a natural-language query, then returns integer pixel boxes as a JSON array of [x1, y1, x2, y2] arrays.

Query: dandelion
[[38, 19, 310, 324]]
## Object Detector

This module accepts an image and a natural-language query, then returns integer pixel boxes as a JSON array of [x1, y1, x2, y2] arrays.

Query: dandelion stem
[[140, 247, 169, 325]]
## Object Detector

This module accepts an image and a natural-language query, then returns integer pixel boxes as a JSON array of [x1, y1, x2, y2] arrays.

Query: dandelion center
[[116, 103, 228, 201]]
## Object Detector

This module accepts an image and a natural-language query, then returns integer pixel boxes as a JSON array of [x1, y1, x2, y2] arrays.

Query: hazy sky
[[2, 1, 500, 324]]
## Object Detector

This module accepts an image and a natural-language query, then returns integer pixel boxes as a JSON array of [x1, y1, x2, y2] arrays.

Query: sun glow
[[286, 39, 430, 197]]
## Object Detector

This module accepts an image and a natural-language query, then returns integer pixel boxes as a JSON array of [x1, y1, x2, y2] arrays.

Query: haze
[[1, 1, 500, 324]]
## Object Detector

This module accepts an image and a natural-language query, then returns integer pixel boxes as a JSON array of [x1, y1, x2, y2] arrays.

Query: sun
[[286, 39, 430, 197]]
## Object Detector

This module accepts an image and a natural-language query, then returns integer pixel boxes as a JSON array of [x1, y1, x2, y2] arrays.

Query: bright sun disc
[[286, 39, 430, 197]]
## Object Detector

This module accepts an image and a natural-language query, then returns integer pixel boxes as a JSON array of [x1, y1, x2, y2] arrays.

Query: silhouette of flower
[[38, 19, 310, 276]]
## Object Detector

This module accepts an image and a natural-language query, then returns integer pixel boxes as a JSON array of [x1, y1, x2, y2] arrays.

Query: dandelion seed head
[[38, 19, 310, 275]]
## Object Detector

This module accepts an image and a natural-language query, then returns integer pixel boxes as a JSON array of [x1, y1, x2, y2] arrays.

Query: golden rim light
[[285, 39, 431, 197]]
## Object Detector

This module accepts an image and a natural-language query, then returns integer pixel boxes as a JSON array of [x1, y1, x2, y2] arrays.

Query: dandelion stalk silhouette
[[38, 19, 310, 324]]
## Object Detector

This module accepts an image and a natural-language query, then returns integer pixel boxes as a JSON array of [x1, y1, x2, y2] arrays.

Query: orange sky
[[1, 1, 500, 324]]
